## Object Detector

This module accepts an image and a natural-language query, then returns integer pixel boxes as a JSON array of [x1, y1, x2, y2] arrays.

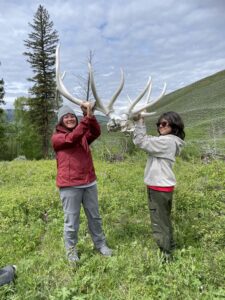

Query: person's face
[[62, 113, 77, 129], [156, 119, 172, 135]]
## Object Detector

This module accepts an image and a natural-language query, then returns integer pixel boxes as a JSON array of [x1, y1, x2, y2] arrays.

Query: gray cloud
[[0, 0, 225, 109]]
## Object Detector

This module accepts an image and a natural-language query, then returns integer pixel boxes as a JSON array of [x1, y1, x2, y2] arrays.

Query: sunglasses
[[156, 121, 170, 128]]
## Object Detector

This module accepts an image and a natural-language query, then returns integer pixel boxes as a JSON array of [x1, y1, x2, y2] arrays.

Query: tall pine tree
[[0, 78, 5, 111], [0, 62, 7, 160], [0, 62, 5, 112], [24, 5, 59, 158]]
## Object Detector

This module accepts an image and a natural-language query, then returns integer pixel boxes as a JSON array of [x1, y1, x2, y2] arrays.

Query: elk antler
[[56, 44, 84, 106], [115, 79, 167, 132], [56, 44, 167, 132], [56, 44, 125, 117], [88, 63, 125, 115], [126, 79, 167, 118]]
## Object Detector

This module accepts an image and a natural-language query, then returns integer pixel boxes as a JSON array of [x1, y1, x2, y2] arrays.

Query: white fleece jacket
[[133, 123, 185, 187]]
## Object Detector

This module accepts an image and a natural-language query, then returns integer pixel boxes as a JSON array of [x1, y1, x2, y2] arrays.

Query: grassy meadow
[[1, 69, 225, 299], [0, 152, 225, 299]]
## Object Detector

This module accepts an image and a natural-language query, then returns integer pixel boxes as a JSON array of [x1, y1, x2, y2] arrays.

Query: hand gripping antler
[[114, 78, 167, 132], [89, 62, 167, 131]]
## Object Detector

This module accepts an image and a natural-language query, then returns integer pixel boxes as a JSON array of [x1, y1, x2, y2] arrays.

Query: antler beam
[[55, 44, 167, 132], [56, 45, 84, 106]]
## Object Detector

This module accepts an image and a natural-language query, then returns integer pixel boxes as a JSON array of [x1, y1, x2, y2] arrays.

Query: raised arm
[[52, 119, 91, 151], [133, 117, 169, 155], [80, 102, 101, 143]]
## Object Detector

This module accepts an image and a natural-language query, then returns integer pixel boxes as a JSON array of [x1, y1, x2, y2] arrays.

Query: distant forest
[[5, 108, 109, 124]]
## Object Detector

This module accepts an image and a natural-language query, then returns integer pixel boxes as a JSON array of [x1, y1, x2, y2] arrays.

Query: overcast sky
[[0, 0, 225, 110]]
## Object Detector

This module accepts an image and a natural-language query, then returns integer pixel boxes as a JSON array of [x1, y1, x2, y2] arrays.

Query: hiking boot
[[67, 247, 80, 263], [96, 244, 113, 257], [161, 251, 173, 264]]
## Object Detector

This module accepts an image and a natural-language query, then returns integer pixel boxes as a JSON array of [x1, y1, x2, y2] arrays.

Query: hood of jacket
[[170, 135, 185, 156]]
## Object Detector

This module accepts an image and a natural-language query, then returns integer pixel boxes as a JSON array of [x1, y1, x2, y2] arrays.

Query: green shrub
[[180, 142, 202, 161]]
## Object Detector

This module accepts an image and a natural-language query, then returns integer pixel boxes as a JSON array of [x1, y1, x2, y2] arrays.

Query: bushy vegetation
[[0, 155, 224, 299]]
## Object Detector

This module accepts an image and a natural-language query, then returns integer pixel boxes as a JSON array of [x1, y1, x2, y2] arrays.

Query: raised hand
[[80, 102, 93, 117]]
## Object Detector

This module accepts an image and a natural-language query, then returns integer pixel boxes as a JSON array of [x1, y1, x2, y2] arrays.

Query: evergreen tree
[[0, 78, 5, 108], [24, 5, 59, 158], [13, 97, 42, 159], [0, 61, 5, 113], [0, 62, 7, 160]]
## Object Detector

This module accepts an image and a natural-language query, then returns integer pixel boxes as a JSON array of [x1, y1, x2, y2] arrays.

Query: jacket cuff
[[84, 115, 98, 122]]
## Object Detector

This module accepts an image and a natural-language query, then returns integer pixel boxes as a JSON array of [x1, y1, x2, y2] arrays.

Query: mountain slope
[[145, 69, 225, 153]]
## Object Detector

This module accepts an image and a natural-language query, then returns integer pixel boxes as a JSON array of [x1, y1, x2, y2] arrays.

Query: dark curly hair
[[157, 111, 185, 140]]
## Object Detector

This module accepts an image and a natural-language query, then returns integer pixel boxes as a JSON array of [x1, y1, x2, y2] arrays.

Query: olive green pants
[[147, 188, 175, 254]]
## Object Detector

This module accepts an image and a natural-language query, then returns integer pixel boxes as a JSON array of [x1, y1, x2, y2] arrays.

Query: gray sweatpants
[[59, 184, 106, 250]]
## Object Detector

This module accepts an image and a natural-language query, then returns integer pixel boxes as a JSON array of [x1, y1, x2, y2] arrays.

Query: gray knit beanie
[[58, 105, 76, 122]]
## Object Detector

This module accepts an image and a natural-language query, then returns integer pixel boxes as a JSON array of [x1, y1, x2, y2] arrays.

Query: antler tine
[[88, 63, 110, 115], [127, 94, 132, 104], [145, 77, 152, 103], [141, 112, 156, 117], [127, 77, 152, 114], [131, 82, 167, 116], [107, 68, 125, 111], [61, 71, 66, 80], [56, 44, 83, 106]]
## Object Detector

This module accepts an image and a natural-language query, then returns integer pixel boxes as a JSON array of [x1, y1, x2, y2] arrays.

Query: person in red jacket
[[51, 102, 112, 263]]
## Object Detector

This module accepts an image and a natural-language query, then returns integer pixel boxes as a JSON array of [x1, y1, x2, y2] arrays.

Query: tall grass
[[0, 155, 224, 299]]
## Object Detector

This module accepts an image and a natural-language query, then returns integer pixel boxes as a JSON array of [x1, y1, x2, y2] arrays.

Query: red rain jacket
[[51, 116, 101, 187]]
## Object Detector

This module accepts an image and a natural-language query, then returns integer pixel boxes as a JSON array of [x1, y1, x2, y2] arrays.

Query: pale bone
[[56, 45, 83, 106], [55, 44, 167, 132], [88, 63, 125, 115]]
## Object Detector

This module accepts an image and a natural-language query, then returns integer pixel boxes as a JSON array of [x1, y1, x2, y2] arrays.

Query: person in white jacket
[[133, 111, 185, 261]]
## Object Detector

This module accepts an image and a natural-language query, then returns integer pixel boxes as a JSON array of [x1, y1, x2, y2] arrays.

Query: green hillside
[[145, 70, 225, 154]]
